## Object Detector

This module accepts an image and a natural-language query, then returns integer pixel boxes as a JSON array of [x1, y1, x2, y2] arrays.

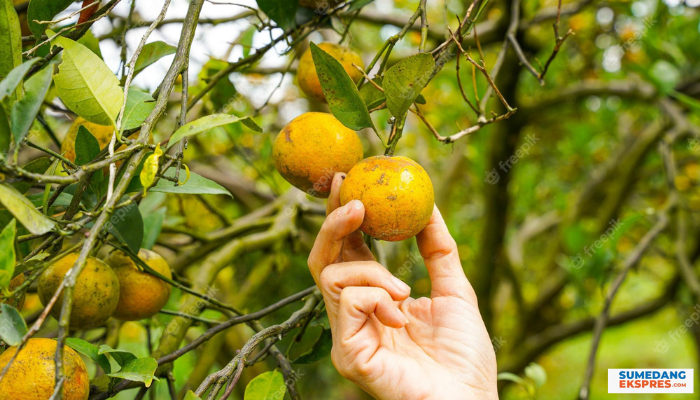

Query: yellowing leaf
[[0, 183, 54, 235], [140, 145, 163, 196], [50, 31, 123, 127], [178, 164, 190, 185]]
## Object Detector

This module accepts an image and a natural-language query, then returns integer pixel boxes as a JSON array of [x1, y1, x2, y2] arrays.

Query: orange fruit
[[105, 249, 172, 321], [0, 338, 89, 400], [340, 156, 434, 241], [297, 42, 363, 103], [273, 112, 363, 198], [38, 253, 120, 330]]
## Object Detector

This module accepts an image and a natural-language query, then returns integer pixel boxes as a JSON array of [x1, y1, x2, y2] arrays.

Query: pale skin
[[308, 173, 499, 400]]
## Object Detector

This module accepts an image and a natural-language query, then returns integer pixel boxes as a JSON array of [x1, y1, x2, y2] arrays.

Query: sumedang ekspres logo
[[608, 369, 693, 394]]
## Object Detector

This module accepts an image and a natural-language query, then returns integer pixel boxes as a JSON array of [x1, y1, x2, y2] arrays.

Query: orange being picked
[[340, 156, 434, 241], [297, 42, 364, 103], [0, 338, 89, 400], [38, 253, 120, 330], [105, 249, 172, 321], [273, 112, 363, 197]]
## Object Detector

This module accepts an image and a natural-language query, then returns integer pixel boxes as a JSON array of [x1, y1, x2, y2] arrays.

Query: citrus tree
[[0, 0, 699, 399]]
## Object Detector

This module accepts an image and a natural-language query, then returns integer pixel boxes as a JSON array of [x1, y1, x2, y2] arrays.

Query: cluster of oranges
[[0, 249, 172, 400], [273, 43, 435, 241]]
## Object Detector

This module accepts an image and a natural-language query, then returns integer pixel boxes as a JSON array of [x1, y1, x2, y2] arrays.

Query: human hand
[[307, 173, 498, 400]]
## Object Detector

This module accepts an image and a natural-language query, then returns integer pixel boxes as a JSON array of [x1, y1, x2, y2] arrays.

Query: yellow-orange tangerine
[[340, 156, 434, 241]]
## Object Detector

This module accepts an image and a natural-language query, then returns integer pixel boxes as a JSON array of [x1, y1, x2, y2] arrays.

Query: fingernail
[[396, 308, 409, 325], [390, 276, 411, 294], [353, 200, 363, 210], [343, 201, 355, 216]]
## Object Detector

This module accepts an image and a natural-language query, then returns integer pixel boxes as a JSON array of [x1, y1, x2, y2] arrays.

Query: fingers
[[308, 199, 365, 283], [326, 172, 344, 216], [336, 287, 407, 342], [326, 173, 375, 262], [416, 205, 476, 303], [319, 261, 410, 328]]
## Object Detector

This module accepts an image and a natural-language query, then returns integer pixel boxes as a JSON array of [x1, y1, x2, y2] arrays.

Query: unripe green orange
[[105, 249, 172, 321], [273, 112, 363, 198], [340, 156, 434, 241], [0, 338, 89, 400], [297, 42, 363, 103], [38, 253, 120, 330]]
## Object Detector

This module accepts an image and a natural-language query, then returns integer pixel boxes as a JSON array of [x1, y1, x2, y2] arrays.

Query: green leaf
[[74, 126, 101, 166], [151, 168, 232, 197], [26, 191, 73, 208], [184, 391, 202, 400], [141, 207, 165, 250], [11, 65, 53, 144], [0, 59, 41, 102], [256, 0, 297, 30], [0, 219, 15, 290], [497, 372, 527, 385], [51, 32, 124, 127], [0, 303, 27, 346], [167, 114, 261, 149], [524, 363, 547, 388], [133, 41, 176, 77], [107, 198, 143, 254], [0, 0, 22, 97], [12, 157, 52, 194], [348, 0, 375, 12], [309, 313, 330, 330], [238, 26, 256, 58], [77, 28, 103, 59], [309, 42, 374, 131], [107, 357, 159, 387], [66, 338, 111, 374], [359, 77, 386, 110], [293, 328, 332, 364], [98, 344, 137, 367], [244, 370, 286, 400], [0, 183, 54, 235], [27, 0, 75, 39], [383, 53, 435, 118], [122, 90, 155, 131], [0, 105, 9, 155]]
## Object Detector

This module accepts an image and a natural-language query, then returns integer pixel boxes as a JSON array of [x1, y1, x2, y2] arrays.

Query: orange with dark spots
[[0, 338, 89, 400], [105, 249, 172, 321], [273, 112, 363, 198], [340, 156, 434, 241], [38, 253, 120, 330], [297, 42, 364, 103]]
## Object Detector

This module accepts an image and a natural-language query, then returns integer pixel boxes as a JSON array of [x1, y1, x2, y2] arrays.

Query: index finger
[[416, 205, 476, 303], [307, 198, 365, 284]]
